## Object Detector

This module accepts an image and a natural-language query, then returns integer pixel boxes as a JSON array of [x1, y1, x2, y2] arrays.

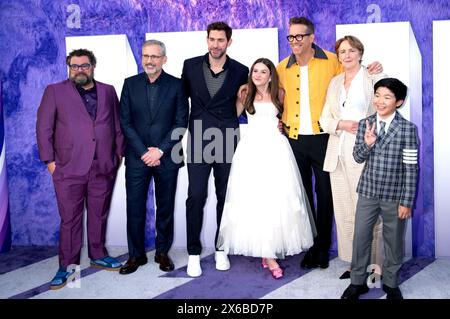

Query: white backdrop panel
[[433, 20, 450, 258]]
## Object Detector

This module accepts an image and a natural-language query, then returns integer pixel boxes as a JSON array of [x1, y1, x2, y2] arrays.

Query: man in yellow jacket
[[277, 17, 381, 269]]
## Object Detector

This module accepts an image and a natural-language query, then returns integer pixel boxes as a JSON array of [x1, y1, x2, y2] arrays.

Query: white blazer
[[320, 67, 386, 172]]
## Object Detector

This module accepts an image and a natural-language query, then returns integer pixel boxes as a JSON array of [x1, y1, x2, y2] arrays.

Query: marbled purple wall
[[0, 0, 448, 257]]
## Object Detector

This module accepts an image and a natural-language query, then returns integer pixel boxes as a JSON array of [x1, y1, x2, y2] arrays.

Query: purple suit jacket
[[36, 79, 125, 176]]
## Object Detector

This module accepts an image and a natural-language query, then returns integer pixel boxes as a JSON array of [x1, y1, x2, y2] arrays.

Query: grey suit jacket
[[353, 112, 419, 208]]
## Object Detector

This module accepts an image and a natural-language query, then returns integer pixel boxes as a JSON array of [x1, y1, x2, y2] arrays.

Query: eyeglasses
[[286, 33, 311, 42], [142, 54, 164, 60], [69, 63, 92, 71]]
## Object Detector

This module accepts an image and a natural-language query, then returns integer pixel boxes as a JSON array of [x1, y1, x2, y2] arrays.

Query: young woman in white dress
[[217, 58, 316, 279]]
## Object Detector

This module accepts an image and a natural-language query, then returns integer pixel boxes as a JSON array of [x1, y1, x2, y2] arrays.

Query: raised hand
[[364, 119, 377, 147], [237, 84, 248, 101], [236, 84, 249, 116], [367, 61, 383, 74]]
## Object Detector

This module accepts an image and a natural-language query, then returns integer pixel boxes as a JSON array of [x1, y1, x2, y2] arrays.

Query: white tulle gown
[[217, 102, 315, 259]]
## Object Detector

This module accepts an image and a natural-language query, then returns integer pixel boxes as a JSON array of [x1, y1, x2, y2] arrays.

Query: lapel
[[331, 73, 345, 118], [65, 80, 92, 122], [378, 111, 401, 150], [137, 73, 152, 123], [95, 81, 105, 123], [367, 113, 377, 131], [150, 71, 170, 122], [194, 57, 214, 102], [362, 68, 375, 116]]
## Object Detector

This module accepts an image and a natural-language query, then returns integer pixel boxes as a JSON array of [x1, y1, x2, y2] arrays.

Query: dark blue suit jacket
[[119, 71, 189, 169], [181, 54, 248, 159]]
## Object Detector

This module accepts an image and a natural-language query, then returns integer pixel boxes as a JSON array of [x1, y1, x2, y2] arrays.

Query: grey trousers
[[350, 196, 406, 288]]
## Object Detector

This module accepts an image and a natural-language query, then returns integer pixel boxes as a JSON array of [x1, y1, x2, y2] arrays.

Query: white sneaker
[[215, 251, 230, 271], [187, 255, 202, 277]]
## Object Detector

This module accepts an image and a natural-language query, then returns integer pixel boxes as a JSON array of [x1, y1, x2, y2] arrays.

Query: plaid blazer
[[353, 111, 419, 208]]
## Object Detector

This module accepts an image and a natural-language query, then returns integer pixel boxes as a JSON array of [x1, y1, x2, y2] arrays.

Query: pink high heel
[[261, 258, 268, 269], [269, 266, 283, 279]]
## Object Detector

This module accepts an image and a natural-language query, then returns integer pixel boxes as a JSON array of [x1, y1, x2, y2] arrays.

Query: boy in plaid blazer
[[341, 78, 419, 300]]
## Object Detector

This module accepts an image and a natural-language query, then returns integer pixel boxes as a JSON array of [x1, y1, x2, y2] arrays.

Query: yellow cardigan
[[277, 43, 342, 138]]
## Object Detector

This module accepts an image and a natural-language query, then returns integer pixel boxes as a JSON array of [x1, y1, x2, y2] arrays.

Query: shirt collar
[[376, 111, 396, 132], [75, 80, 97, 94], [203, 52, 230, 71], [286, 43, 328, 68], [145, 70, 165, 84]]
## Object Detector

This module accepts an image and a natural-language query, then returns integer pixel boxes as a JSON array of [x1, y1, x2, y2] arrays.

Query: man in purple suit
[[36, 49, 125, 290]]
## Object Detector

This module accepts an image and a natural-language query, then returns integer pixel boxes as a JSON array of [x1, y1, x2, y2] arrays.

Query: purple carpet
[[0, 246, 58, 275], [155, 252, 337, 299]]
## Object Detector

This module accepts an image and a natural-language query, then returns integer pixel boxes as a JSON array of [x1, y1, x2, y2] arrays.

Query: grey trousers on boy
[[350, 196, 406, 288]]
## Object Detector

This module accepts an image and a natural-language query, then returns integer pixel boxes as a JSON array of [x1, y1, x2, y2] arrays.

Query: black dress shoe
[[300, 250, 318, 269], [119, 257, 148, 275], [383, 284, 403, 300], [316, 251, 329, 269], [341, 284, 369, 299], [339, 270, 351, 279], [154, 252, 175, 272]]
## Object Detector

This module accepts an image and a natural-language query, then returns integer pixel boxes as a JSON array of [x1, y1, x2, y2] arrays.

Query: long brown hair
[[244, 58, 283, 117]]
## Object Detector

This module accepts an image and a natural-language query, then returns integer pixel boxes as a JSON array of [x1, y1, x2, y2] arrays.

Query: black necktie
[[378, 121, 386, 141]]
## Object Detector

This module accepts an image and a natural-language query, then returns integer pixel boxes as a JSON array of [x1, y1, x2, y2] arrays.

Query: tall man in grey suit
[[119, 40, 189, 274], [37, 49, 125, 290], [341, 78, 419, 300]]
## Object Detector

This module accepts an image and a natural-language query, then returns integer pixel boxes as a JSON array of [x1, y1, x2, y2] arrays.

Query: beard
[[70, 72, 94, 87], [209, 49, 226, 60], [144, 64, 162, 77]]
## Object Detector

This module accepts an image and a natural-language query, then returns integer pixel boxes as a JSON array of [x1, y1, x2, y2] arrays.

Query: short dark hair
[[374, 78, 408, 106], [66, 49, 97, 67], [207, 21, 232, 41], [289, 17, 315, 34]]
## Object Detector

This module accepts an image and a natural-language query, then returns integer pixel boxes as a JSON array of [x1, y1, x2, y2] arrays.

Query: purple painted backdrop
[[0, 0, 448, 257], [1, 82, 12, 252]]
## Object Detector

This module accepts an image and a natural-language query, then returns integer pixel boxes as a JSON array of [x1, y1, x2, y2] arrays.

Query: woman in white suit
[[319, 36, 386, 279]]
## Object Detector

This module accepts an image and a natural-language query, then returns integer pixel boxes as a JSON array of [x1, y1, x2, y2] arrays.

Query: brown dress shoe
[[119, 257, 148, 275], [154, 252, 175, 272]]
